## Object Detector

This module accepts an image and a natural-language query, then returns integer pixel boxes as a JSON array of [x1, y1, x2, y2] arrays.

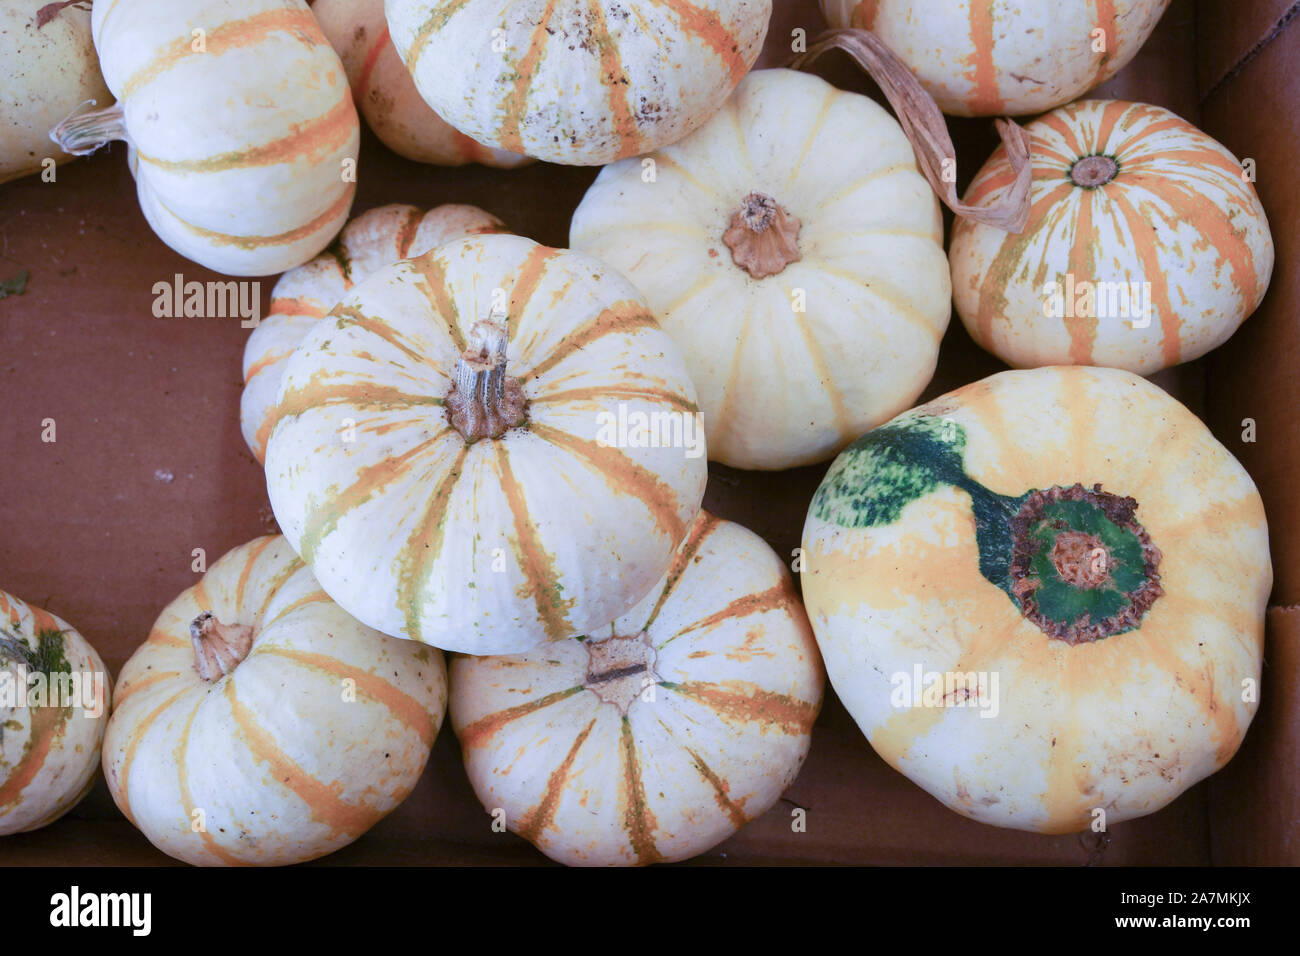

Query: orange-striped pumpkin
[[571, 68, 950, 470], [0, 0, 112, 184], [950, 100, 1274, 375], [451, 510, 824, 865], [802, 366, 1271, 833], [102, 536, 446, 866], [311, 0, 530, 167], [821, 0, 1169, 116], [241, 202, 506, 462], [384, 0, 772, 165], [51, 0, 359, 276], [1, 589, 110, 835], [264, 234, 708, 655]]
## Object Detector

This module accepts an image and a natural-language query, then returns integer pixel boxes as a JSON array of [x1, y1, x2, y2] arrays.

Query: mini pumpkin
[[0, 0, 112, 185], [384, 0, 771, 165], [451, 510, 824, 865], [801, 365, 1271, 833], [821, 0, 1169, 116], [241, 202, 506, 462], [950, 100, 1273, 375], [265, 234, 708, 654], [50, 0, 359, 276], [103, 536, 446, 866], [1, 589, 110, 835], [311, 0, 529, 168], [571, 68, 950, 470]]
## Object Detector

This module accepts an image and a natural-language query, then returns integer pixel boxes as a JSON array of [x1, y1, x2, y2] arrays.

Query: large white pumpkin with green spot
[[801, 366, 1270, 833]]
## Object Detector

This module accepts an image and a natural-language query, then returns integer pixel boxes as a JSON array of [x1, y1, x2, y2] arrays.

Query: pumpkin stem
[[1008, 484, 1163, 644], [190, 612, 254, 682], [723, 192, 802, 279], [1069, 154, 1119, 188], [445, 320, 527, 441], [584, 634, 659, 714], [49, 100, 127, 157]]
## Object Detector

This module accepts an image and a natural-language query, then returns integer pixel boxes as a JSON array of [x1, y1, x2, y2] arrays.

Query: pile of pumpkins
[[0, 0, 1274, 862]]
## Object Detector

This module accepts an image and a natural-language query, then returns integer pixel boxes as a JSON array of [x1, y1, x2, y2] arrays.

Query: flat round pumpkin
[[384, 0, 771, 165], [821, 0, 1169, 116], [571, 68, 950, 470], [102, 536, 446, 866], [265, 234, 708, 654], [802, 366, 1270, 833], [312, 0, 530, 168], [241, 202, 506, 462], [1, 590, 110, 835], [52, 0, 359, 276], [950, 100, 1273, 375], [451, 511, 823, 865]]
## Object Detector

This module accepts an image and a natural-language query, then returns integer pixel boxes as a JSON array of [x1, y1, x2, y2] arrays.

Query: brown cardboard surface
[[0, 0, 1292, 866], [1196, 0, 1299, 96]]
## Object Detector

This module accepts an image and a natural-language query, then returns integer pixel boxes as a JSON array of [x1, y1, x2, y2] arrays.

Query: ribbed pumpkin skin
[[571, 69, 950, 470], [384, 0, 771, 165], [92, 0, 359, 275], [102, 537, 446, 866], [802, 366, 1270, 834], [0, 1, 112, 184], [950, 100, 1273, 375], [451, 511, 823, 865], [821, 0, 1169, 116], [312, 0, 529, 168], [265, 234, 708, 654], [241, 202, 506, 462], [0, 590, 110, 835]]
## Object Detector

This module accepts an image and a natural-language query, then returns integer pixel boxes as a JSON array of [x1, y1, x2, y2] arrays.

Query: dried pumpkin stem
[[190, 611, 254, 682], [446, 320, 527, 441], [1070, 155, 1119, 188], [49, 101, 126, 157], [723, 192, 802, 279]]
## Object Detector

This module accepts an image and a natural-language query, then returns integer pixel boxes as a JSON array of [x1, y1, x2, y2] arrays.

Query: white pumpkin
[[0, 0, 112, 184], [950, 99, 1273, 374], [265, 234, 708, 654], [571, 68, 950, 470], [821, 0, 1170, 117], [312, 0, 530, 167], [384, 0, 772, 165], [103, 536, 446, 866], [1, 589, 110, 835], [451, 511, 824, 865], [241, 202, 506, 462], [51, 0, 359, 276]]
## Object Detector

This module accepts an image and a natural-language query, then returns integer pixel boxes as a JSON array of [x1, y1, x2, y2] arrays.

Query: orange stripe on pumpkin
[[530, 384, 698, 414], [516, 716, 598, 843], [269, 297, 331, 318], [412, 254, 466, 353], [299, 428, 456, 564], [1064, 187, 1098, 364], [356, 25, 392, 99], [333, 304, 429, 366], [965, 1, 1003, 115], [506, 244, 562, 336], [114, 687, 191, 827], [494, 444, 578, 639], [167, 181, 355, 251], [234, 537, 277, 611], [406, 0, 475, 69], [519, 299, 659, 383], [641, 511, 723, 634], [257, 647, 437, 748], [1089, 0, 1118, 89], [122, 8, 327, 101], [618, 717, 662, 864], [686, 746, 748, 827], [665, 681, 818, 736], [1107, 188, 1181, 366], [528, 423, 689, 546], [457, 685, 584, 749], [0, 696, 71, 809], [851, 0, 881, 29], [136, 96, 355, 173], [586, 0, 642, 159], [497, 0, 560, 154], [111, 669, 182, 709], [654, 0, 749, 85], [225, 680, 382, 837], [397, 443, 471, 641], [175, 696, 249, 865], [662, 582, 797, 647]]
